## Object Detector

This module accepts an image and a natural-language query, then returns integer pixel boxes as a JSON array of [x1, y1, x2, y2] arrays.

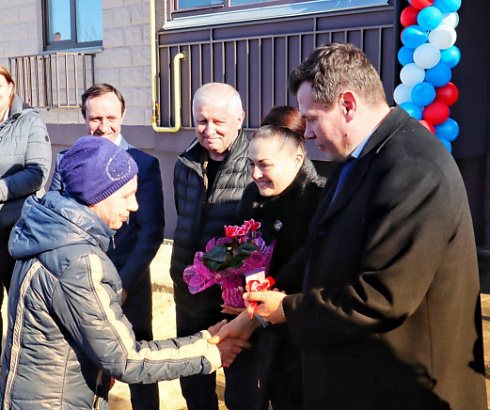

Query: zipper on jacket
[[202, 159, 209, 210], [111, 235, 116, 250], [92, 370, 103, 409]]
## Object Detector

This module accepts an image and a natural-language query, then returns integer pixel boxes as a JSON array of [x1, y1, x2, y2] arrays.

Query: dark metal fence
[[8, 52, 96, 108], [157, 5, 395, 129]]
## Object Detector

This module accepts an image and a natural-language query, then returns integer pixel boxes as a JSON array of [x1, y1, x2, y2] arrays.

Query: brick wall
[[0, 0, 40, 66], [0, 0, 185, 238], [0, 0, 153, 128]]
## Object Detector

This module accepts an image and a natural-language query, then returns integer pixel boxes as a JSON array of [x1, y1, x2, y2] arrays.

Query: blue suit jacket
[[107, 148, 164, 291]]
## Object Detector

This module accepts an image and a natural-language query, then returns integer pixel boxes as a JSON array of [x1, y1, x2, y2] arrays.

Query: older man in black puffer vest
[[170, 82, 255, 410]]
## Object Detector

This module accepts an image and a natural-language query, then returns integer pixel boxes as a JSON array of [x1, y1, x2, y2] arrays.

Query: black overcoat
[[283, 107, 486, 409]]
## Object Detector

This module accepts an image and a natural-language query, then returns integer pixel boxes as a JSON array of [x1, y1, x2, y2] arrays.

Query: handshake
[[206, 286, 288, 367]]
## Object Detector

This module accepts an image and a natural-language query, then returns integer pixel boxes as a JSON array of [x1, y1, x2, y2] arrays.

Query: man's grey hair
[[192, 83, 243, 117]]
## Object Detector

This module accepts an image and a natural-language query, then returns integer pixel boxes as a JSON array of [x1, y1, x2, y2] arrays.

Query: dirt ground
[[108, 242, 226, 409], [2, 242, 489, 409], [109, 244, 490, 409]]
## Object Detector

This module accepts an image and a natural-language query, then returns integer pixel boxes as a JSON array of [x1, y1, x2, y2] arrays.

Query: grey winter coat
[[0, 94, 51, 229], [0, 191, 221, 410], [170, 130, 252, 315]]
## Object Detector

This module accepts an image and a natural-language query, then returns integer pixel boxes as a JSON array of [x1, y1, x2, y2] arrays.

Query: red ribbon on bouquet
[[246, 276, 275, 319]]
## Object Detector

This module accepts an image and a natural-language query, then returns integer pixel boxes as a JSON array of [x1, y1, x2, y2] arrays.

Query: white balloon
[[400, 63, 426, 87], [394, 84, 413, 104], [429, 25, 457, 50], [441, 12, 459, 29], [414, 43, 441, 69]]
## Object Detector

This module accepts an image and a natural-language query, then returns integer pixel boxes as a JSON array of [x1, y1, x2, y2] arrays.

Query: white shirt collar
[[113, 134, 132, 151], [350, 134, 371, 159], [113, 134, 123, 147]]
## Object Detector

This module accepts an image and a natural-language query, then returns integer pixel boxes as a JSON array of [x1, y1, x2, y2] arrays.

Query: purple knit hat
[[59, 136, 138, 205]]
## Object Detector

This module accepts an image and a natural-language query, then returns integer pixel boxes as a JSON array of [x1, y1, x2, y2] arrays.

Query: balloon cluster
[[395, 0, 461, 152]]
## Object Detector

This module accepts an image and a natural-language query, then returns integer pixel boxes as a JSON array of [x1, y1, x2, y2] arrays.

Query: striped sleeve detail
[[2, 261, 42, 410], [87, 255, 221, 373]]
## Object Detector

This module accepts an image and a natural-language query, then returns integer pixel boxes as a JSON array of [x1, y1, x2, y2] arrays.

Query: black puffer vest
[[170, 130, 252, 314]]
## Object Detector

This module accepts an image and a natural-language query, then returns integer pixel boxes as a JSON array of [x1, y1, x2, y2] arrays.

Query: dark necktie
[[302, 157, 355, 292], [331, 157, 355, 203]]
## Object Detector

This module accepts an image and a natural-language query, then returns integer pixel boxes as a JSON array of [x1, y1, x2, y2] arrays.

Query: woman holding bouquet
[[232, 106, 324, 409]]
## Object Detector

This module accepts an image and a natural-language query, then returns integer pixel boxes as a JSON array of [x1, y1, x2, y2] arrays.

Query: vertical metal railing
[[8, 52, 96, 108], [159, 24, 392, 129]]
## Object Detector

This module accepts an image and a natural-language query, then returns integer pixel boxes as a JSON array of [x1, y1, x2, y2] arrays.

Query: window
[[43, 0, 103, 51], [177, 0, 273, 10], [167, 0, 389, 29]]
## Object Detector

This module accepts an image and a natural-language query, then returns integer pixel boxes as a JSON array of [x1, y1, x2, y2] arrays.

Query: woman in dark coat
[[231, 106, 324, 409]]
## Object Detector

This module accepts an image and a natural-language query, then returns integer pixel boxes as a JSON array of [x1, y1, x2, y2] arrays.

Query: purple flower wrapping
[[183, 235, 275, 307]]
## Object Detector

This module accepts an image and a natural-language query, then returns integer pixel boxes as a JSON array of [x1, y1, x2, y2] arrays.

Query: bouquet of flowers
[[183, 219, 275, 307]]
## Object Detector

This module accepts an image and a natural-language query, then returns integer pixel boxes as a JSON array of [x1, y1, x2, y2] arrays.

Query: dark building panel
[[156, 0, 490, 245], [157, 4, 395, 129], [450, 1, 490, 158]]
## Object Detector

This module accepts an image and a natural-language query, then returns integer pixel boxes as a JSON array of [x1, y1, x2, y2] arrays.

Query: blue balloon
[[417, 7, 443, 31], [398, 46, 415, 66], [438, 138, 452, 152], [400, 101, 423, 120], [433, 0, 461, 14], [401, 25, 429, 49], [411, 82, 436, 107], [425, 63, 452, 87], [440, 45, 461, 68], [434, 118, 459, 142]]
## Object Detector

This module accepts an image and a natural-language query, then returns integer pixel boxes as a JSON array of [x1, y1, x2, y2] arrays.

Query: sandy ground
[[108, 243, 490, 409], [0, 242, 224, 410], [108, 242, 226, 409], [2, 242, 490, 408]]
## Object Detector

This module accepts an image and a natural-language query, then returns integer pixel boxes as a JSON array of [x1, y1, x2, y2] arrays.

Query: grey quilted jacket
[[0, 191, 220, 410], [0, 94, 51, 229]]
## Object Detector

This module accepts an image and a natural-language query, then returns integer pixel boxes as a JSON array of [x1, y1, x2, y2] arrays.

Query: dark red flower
[[243, 219, 261, 232], [224, 225, 242, 238]]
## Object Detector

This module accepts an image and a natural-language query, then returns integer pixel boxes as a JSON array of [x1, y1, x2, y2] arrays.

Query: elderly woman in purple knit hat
[[0, 136, 249, 410]]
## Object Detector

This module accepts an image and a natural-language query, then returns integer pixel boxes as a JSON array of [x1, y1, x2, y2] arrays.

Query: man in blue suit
[[50, 83, 165, 409]]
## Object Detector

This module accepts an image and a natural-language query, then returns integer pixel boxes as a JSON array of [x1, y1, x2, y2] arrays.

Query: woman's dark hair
[[251, 106, 306, 154], [250, 124, 305, 155], [260, 105, 305, 138]]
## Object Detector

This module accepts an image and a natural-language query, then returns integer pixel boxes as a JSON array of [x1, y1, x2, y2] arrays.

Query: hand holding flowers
[[243, 290, 287, 324], [184, 219, 275, 307]]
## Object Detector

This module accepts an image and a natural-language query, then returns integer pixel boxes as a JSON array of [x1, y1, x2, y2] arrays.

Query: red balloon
[[435, 82, 459, 106], [423, 102, 450, 125], [419, 120, 435, 134], [401, 6, 419, 27], [410, 0, 434, 10]]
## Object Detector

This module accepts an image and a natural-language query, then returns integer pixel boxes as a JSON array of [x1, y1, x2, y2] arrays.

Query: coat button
[[274, 220, 283, 231]]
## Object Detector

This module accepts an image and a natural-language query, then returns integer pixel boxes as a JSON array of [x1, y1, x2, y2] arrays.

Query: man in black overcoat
[[239, 43, 487, 409]]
